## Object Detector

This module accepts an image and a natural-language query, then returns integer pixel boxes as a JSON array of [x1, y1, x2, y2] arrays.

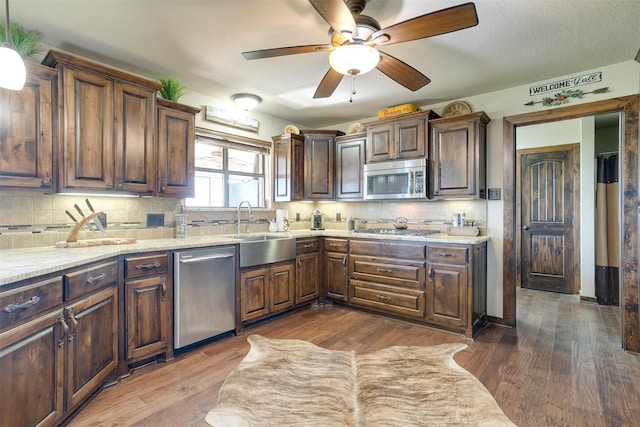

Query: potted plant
[[0, 23, 42, 59], [158, 77, 185, 102]]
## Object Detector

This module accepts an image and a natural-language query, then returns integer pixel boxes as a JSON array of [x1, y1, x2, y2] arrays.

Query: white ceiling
[[10, 0, 640, 128]]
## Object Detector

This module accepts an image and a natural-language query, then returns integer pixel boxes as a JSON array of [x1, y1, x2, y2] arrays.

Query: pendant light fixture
[[0, 0, 26, 90]]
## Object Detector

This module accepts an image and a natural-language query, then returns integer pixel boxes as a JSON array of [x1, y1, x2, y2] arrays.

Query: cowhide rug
[[205, 334, 516, 426]]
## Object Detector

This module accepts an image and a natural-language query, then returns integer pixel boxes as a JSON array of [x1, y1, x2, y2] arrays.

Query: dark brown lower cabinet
[[123, 253, 171, 363], [324, 238, 349, 301], [240, 261, 295, 324], [295, 238, 321, 305], [0, 283, 117, 427]]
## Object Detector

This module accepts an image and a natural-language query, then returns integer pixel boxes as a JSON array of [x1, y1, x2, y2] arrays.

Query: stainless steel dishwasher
[[173, 246, 236, 349]]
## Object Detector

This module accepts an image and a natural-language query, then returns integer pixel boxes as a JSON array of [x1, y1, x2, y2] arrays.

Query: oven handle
[[179, 253, 234, 263]]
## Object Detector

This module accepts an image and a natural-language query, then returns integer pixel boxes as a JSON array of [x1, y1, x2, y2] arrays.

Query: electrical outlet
[[147, 213, 165, 227], [488, 188, 501, 200]]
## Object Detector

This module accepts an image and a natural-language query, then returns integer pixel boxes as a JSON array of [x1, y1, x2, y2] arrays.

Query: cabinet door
[[396, 118, 426, 160], [125, 275, 168, 361], [240, 267, 270, 322], [270, 263, 295, 313], [296, 252, 320, 304], [426, 262, 468, 330], [366, 123, 394, 163], [0, 310, 65, 427], [65, 286, 118, 410], [60, 67, 114, 190], [430, 114, 488, 199], [157, 104, 196, 197], [304, 133, 335, 199], [114, 81, 156, 194], [335, 135, 365, 200], [325, 251, 348, 301], [0, 64, 56, 191], [272, 134, 304, 202]]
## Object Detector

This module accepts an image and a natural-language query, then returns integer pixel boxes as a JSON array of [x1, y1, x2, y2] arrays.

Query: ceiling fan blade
[[313, 68, 344, 98], [371, 2, 478, 45], [243, 44, 332, 60], [309, 0, 357, 38], [376, 51, 430, 91]]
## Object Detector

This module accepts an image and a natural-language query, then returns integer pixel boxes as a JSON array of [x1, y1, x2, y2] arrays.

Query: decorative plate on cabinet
[[347, 122, 364, 134], [442, 101, 472, 117], [284, 124, 300, 134]]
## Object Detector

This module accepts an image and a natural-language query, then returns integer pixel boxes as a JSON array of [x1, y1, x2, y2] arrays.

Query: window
[[185, 131, 269, 208]]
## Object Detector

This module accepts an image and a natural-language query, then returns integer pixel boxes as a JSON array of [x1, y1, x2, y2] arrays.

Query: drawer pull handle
[[330, 243, 341, 247], [342, 256, 347, 266], [3, 295, 41, 313], [86, 273, 107, 285], [66, 308, 78, 342], [303, 244, 313, 248], [136, 263, 161, 270], [376, 294, 391, 302], [161, 283, 167, 302], [428, 267, 434, 282], [377, 267, 393, 274], [439, 252, 456, 258], [58, 313, 69, 348]]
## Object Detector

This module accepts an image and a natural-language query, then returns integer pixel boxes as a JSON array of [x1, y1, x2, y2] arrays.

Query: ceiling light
[[232, 93, 262, 111], [0, 0, 25, 90], [329, 43, 380, 76]]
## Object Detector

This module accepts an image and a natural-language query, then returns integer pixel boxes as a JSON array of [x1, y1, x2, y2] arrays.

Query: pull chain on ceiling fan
[[242, 0, 479, 100]]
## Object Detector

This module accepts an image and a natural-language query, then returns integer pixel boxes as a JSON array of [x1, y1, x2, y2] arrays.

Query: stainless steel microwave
[[363, 158, 427, 200]]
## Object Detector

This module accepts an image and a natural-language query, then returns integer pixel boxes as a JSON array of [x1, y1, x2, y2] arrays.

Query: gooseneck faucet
[[236, 200, 254, 236]]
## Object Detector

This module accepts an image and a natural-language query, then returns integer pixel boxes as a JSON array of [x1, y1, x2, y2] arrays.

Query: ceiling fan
[[242, 0, 478, 99]]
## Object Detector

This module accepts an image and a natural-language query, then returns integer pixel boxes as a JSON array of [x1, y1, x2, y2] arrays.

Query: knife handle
[[85, 198, 95, 213], [74, 204, 85, 217], [65, 210, 78, 223]]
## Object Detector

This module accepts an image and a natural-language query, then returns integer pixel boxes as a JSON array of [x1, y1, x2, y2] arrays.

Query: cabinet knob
[[160, 186, 167, 193], [41, 178, 51, 186]]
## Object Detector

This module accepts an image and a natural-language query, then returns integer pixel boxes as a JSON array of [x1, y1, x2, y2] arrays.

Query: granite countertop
[[0, 230, 489, 286]]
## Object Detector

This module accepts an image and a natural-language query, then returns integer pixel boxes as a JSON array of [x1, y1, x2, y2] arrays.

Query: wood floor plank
[[66, 288, 640, 427]]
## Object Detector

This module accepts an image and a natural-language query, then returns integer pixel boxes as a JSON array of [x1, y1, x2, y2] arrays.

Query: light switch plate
[[488, 188, 501, 200]]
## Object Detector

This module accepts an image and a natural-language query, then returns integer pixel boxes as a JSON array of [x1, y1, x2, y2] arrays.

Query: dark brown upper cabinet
[[335, 132, 366, 200], [272, 133, 304, 202], [43, 50, 161, 195], [429, 112, 490, 199], [302, 130, 343, 200], [364, 111, 439, 163], [156, 99, 199, 198], [0, 62, 57, 191]]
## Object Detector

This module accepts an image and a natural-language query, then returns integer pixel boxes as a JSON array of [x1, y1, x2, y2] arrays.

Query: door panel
[[521, 149, 575, 293]]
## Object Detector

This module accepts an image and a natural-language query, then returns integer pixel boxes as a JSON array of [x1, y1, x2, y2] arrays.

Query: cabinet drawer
[[324, 238, 348, 253], [124, 254, 169, 279], [427, 245, 468, 263], [350, 240, 425, 259], [65, 261, 118, 300], [350, 255, 425, 289], [350, 279, 425, 319], [296, 238, 320, 254], [0, 276, 63, 329]]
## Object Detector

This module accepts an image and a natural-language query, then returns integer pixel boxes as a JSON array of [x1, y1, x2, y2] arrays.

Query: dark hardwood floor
[[67, 288, 640, 427]]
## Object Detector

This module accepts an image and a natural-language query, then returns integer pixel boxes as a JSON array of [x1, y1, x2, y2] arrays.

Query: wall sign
[[525, 87, 609, 107], [204, 106, 260, 132], [529, 72, 602, 96]]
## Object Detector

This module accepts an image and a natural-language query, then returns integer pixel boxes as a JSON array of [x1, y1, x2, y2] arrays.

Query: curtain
[[595, 153, 619, 305]]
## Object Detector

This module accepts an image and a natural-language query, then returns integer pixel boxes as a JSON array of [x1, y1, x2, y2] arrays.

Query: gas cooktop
[[353, 228, 440, 237]]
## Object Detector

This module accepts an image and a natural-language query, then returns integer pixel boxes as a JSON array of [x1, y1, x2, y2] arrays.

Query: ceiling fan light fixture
[[329, 43, 380, 76], [0, 0, 26, 90], [232, 93, 262, 111]]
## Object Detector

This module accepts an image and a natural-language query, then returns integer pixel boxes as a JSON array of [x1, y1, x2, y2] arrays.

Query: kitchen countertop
[[0, 230, 489, 286]]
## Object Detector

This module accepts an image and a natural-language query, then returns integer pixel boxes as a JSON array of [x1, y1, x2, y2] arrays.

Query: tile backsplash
[[0, 191, 487, 249]]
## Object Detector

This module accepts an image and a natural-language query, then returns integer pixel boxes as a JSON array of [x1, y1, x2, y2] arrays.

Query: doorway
[[517, 145, 579, 294], [501, 95, 640, 352]]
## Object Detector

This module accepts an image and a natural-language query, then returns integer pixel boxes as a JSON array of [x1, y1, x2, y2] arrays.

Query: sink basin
[[237, 234, 296, 267]]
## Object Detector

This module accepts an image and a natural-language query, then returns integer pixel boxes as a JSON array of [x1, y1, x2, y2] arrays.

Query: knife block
[[64, 211, 105, 243]]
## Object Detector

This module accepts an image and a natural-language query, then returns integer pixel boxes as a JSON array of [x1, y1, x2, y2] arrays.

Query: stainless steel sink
[[237, 234, 296, 267]]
